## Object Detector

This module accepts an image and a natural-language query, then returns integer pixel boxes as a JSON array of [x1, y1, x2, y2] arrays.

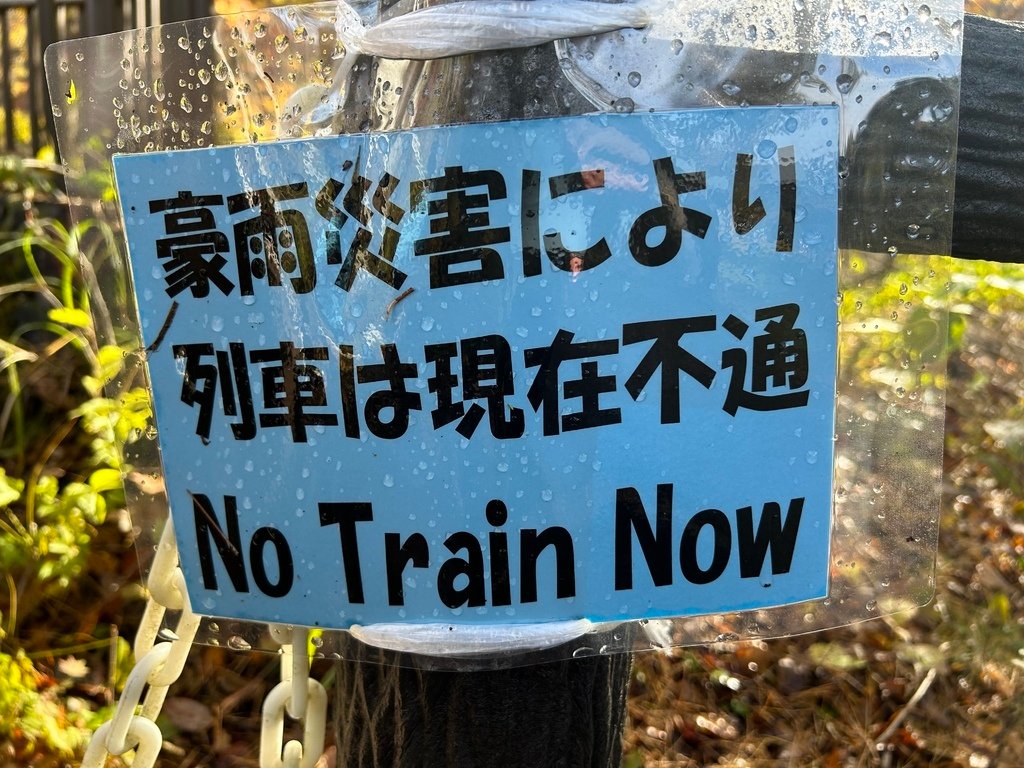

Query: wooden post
[[330, 14, 1024, 768]]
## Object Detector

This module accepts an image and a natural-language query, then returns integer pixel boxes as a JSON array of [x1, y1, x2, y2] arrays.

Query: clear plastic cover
[[45, 0, 961, 669]]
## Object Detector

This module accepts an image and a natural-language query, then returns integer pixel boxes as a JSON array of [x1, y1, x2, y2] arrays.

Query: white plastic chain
[[82, 520, 200, 768], [263, 624, 328, 768], [81, 521, 327, 767]]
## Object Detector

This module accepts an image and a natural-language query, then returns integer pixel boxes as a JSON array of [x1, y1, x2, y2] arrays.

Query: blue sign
[[114, 107, 838, 629]]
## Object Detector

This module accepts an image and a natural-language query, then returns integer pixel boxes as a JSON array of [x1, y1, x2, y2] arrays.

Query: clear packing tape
[[47, 0, 962, 668]]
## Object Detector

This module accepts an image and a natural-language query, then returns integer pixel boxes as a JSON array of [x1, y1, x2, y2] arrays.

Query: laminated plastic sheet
[[46, 0, 961, 667]]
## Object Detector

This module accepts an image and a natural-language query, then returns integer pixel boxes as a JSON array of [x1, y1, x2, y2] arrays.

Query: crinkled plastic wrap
[[46, 0, 961, 669]]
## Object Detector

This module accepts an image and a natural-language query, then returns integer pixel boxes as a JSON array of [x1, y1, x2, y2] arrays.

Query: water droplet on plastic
[[756, 139, 777, 158], [784, 116, 799, 133], [670, 39, 683, 54], [721, 80, 741, 96], [228, 635, 252, 650], [180, 95, 193, 113], [383, 474, 395, 488], [420, 317, 435, 331], [177, 36, 190, 51], [627, 71, 641, 87], [541, 489, 553, 502], [866, 600, 878, 611], [906, 223, 921, 239], [835, 73, 854, 94], [612, 98, 635, 114], [930, 99, 954, 122]]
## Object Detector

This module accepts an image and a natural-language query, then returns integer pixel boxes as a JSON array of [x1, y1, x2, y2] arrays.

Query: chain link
[[82, 521, 201, 768], [260, 677, 328, 768], [83, 520, 330, 767], [82, 719, 163, 768], [270, 624, 312, 719], [262, 625, 328, 768]]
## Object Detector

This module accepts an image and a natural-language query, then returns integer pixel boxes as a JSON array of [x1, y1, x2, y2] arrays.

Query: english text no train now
[[189, 484, 806, 607]]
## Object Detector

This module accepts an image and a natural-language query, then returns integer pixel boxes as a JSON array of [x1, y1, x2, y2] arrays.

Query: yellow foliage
[[966, 0, 1024, 18]]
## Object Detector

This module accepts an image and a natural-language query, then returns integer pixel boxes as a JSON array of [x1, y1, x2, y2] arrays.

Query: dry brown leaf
[[163, 696, 215, 733]]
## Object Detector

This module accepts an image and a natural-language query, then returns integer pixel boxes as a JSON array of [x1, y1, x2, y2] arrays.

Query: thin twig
[[186, 491, 241, 557], [385, 287, 415, 320], [876, 667, 938, 746], [146, 300, 180, 353], [24, 417, 79, 528]]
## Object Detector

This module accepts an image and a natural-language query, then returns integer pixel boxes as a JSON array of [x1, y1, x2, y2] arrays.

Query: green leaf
[[93, 345, 125, 388], [47, 307, 92, 329], [989, 592, 1011, 623], [88, 468, 123, 494], [111, 636, 133, 692], [730, 697, 752, 718], [808, 642, 866, 671], [0, 470, 24, 507]]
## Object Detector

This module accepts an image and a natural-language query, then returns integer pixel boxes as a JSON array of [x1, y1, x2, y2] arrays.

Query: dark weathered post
[[333, 631, 633, 768], [330, 14, 1024, 768], [159, 0, 215, 25], [951, 16, 1024, 263]]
